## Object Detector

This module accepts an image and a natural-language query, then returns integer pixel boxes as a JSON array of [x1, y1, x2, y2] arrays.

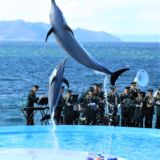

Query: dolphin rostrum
[[46, 0, 129, 85], [41, 58, 69, 122]]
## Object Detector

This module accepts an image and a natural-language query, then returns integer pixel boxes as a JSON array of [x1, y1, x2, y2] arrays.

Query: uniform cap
[[125, 87, 130, 90], [147, 89, 154, 92], [138, 92, 143, 95], [33, 85, 39, 88], [131, 82, 137, 85], [99, 83, 103, 86], [66, 89, 72, 93], [93, 83, 100, 87], [88, 89, 94, 92], [110, 86, 116, 90]]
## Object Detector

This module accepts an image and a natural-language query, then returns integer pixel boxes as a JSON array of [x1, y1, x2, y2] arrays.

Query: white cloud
[[0, 0, 159, 35]]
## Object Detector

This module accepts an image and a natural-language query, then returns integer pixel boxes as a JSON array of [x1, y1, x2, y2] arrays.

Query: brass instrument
[[147, 97, 154, 107]]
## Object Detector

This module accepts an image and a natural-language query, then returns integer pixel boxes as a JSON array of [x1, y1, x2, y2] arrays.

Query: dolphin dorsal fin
[[46, 28, 54, 42], [62, 78, 69, 88], [64, 24, 74, 36]]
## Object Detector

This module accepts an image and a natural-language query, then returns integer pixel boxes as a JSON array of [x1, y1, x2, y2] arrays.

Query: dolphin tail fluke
[[46, 28, 54, 42], [40, 114, 51, 122], [110, 68, 129, 86]]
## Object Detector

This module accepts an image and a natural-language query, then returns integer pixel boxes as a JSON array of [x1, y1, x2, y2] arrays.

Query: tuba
[[134, 69, 149, 87]]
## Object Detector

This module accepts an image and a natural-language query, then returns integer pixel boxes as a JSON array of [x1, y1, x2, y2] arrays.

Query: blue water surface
[[0, 126, 160, 160]]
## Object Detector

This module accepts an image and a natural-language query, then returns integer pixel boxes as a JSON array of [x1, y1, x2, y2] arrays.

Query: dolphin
[[46, 0, 129, 85], [41, 58, 69, 122]]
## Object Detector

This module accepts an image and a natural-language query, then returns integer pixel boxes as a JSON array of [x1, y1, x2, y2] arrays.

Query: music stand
[[37, 97, 48, 106], [72, 94, 79, 101], [133, 92, 138, 98], [141, 92, 146, 98]]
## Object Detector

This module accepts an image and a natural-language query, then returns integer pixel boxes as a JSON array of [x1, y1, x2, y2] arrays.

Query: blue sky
[[0, 0, 159, 35]]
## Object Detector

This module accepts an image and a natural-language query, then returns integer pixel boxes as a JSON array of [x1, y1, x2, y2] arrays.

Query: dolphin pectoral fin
[[64, 24, 74, 36], [51, 77, 56, 85], [62, 78, 69, 88], [46, 28, 54, 42], [110, 68, 130, 86]]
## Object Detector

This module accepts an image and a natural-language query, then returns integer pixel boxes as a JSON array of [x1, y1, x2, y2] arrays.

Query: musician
[[54, 86, 65, 124], [130, 82, 141, 127], [93, 83, 100, 96], [77, 87, 93, 104], [145, 89, 155, 128], [133, 92, 147, 127], [154, 88, 160, 129], [107, 86, 119, 126], [83, 89, 100, 125], [130, 82, 140, 93], [25, 85, 44, 125], [63, 90, 75, 125], [98, 83, 105, 100], [119, 87, 133, 127]]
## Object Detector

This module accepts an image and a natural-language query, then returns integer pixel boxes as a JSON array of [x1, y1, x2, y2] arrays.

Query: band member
[[133, 92, 146, 127], [83, 89, 100, 125], [119, 87, 133, 127], [93, 83, 100, 96], [54, 86, 65, 124], [63, 90, 75, 125], [98, 83, 105, 100], [130, 82, 141, 126], [154, 88, 160, 129], [25, 85, 44, 125], [130, 82, 140, 93], [107, 86, 119, 126], [145, 89, 155, 128]]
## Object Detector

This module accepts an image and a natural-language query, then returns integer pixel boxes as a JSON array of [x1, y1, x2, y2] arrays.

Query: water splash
[[51, 112, 59, 159]]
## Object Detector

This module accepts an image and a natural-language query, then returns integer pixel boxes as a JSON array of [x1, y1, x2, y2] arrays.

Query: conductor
[[25, 85, 44, 125]]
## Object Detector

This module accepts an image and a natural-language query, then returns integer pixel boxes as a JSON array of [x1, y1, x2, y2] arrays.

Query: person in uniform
[[130, 82, 141, 127], [83, 89, 100, 125], [145, 89, 155, 128], [93, 83, 100, 96], [133, 92, 147, 127], [63, 90, 75, 125], [97, 83, 105, 124], [107, 86, 119, 126], [155, 88, 160, 129], [54, 86, 65, 124], [25, 85, 44, 125], [119, 87, 133, 127]]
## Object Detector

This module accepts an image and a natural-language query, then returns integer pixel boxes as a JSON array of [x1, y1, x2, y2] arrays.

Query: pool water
[[0, 126, 160, 160]]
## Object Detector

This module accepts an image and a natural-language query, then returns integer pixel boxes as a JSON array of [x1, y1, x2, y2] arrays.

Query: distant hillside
[[0, 20, 121, 42], [115, 34, 160, 42]]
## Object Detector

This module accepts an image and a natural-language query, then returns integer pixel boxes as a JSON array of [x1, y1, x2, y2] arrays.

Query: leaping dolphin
[[46, 0, 129, 85], [41, 58, 69, 122]]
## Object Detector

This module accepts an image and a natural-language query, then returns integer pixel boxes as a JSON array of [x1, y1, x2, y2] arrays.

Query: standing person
[[145, 90, 155, 128], [130, 82, 141, 93], [54, 86, 65, 124], [83, 89, 100, 125], [155, 88, 160, 129], [93, 83, 100, 96], [63, 90, 75, 125], [119, 87, 133, 127], [133, 92, 146, 127], [26, 85, 44, 125], [130, 82, 141, 127], [107, 86, 119, 126]]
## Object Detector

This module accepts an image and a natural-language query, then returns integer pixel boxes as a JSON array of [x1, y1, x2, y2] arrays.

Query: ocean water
[[0, 41, 160, 126]]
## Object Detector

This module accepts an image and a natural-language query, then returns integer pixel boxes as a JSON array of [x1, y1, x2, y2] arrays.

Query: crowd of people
[[25, 83, 160, 129]]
